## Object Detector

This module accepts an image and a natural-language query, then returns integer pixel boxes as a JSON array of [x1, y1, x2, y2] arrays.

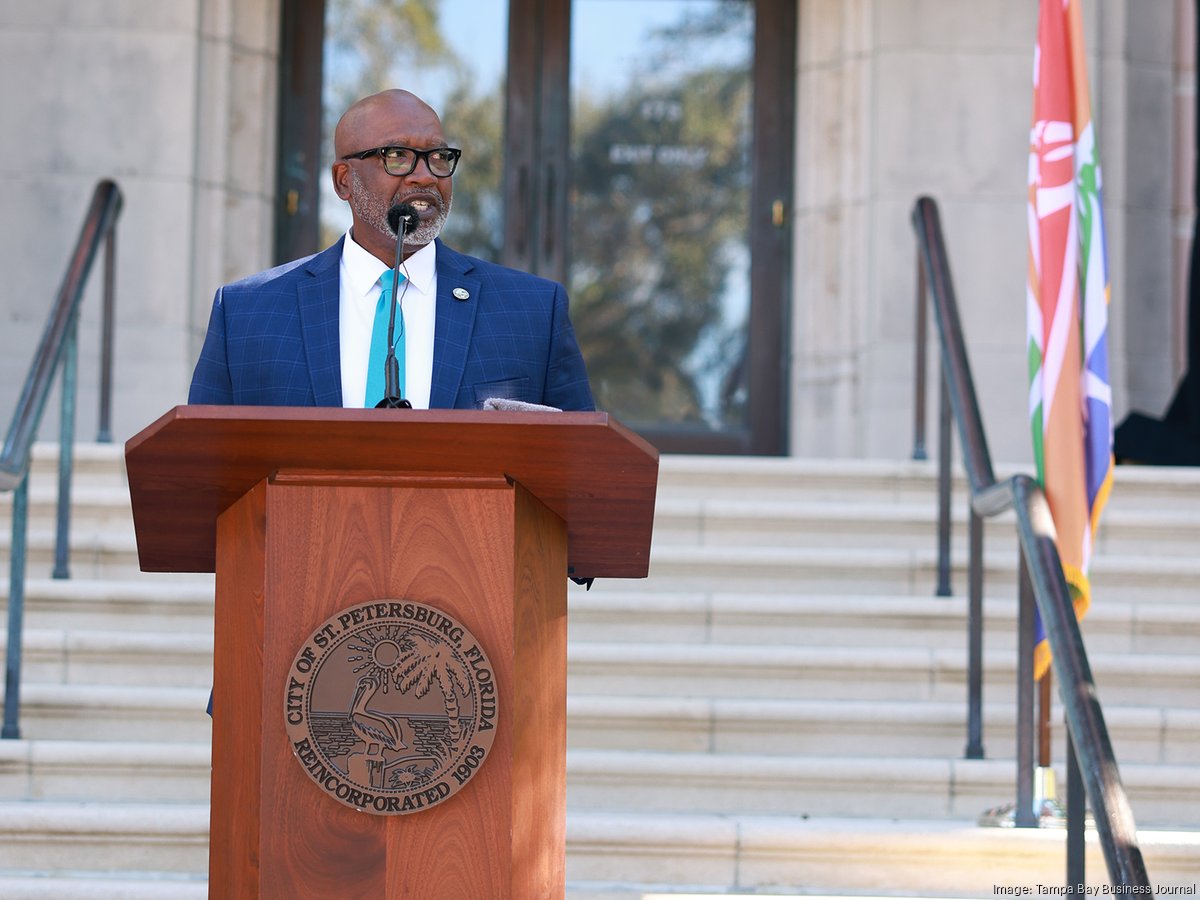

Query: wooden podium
[[125, 407, 658, 899]]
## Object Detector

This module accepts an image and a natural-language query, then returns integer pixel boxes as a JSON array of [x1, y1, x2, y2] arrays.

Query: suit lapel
[[297, 239, 345, 406], [430, 241, 482, 409]]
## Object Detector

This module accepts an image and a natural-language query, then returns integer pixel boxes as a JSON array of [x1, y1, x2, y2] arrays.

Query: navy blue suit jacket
[[188, 238, 593, 410]]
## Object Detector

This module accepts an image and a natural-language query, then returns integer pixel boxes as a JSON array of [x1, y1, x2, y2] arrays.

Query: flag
[[1026, 0, 1113, 679]]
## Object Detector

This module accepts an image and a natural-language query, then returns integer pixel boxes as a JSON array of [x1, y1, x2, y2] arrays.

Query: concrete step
[[0, 801, 208, 875], [566, 696, 1200, 766], [653, 495, 1200, 557], [4, 627, 212, 688], [656, 456, 949, 502], [1, 576, 214, 633], [0, 524, 143, 580], [0, 740, 210, 803], [633, 543, 1200, 603], [0, 873, 207, 900], [24, 443, 127, 483], [567, 588, 1200, 654], [564, 812, 1200, 896], [0, 805, 1194, 897], [657, 454, 1200, 507], [1093, 462, 1200, 512], [566, 749, 1200, 827], [0, 484, 135, 530], [5, 684, 211, 743], [566, 642, 1200, 707]]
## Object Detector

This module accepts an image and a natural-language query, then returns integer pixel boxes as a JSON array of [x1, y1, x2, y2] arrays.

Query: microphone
[[376, 202, 419, 408], [387, 203, 419, 237]]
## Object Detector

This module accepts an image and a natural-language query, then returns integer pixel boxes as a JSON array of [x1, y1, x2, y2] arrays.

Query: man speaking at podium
[[188, 88, 593, 413]]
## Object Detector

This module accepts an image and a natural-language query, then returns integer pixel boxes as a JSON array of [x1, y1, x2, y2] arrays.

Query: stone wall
[[791, 0, 1185, 462], [0, 0, 279, 443]]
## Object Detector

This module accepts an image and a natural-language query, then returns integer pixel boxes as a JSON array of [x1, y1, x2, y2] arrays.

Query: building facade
[[0, 0, 1189, 463]]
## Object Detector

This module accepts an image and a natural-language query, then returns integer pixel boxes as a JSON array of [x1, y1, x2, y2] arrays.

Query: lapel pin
[[452, 287, 470, 301]]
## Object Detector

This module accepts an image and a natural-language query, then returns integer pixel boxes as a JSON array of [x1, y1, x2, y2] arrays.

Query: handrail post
[[0, 180, 123, 739], [97, 224, 117, 444], [913, 197, 1150, 886], [1066, 729, 1086, 884], [3, 474, 30, 739], [965, 507, 984, 758], [935, 367, 953, 596], [1015, 548, 1037, 827], [54, 316, 79, 580], [913, 244, 929, 460]]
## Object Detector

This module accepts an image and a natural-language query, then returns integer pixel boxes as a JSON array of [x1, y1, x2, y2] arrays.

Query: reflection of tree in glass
[[321, 0, 753, 427], [322, 0, 504, 260], [436, 83, 505, 261], [570, 3, 752, 428], [324, 0, 453, 115]]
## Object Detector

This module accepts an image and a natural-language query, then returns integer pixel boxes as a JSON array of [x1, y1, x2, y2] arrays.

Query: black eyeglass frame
[[341, 145, 462, 178]]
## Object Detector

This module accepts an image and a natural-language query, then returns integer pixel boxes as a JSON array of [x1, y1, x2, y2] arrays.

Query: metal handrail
[[910, 196, 1151, 888], [2, 179, 123, 739]]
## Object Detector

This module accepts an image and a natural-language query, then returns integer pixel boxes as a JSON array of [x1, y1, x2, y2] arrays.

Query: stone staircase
[[0, 444, 1198, 898]]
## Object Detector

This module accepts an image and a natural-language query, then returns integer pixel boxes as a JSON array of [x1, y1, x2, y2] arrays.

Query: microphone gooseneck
[[376, 202, 419, 409]]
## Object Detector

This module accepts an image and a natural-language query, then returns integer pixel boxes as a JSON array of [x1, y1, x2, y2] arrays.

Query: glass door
[[284, 0, 793, 453], [503, 0, 794, 453], [317, 0, 510, 260], [568, 0, 756, 443]]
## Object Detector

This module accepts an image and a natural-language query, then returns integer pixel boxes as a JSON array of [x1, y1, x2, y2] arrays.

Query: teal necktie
[[365, 269, 405, 407]]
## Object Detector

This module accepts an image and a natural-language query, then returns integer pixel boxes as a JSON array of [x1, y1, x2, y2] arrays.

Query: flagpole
[[1034, 668, 1065, 823], [1038, 670, 1051, 769]]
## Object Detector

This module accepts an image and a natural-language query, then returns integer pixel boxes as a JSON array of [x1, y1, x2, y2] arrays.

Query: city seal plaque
[[284, 599, 498, 815]]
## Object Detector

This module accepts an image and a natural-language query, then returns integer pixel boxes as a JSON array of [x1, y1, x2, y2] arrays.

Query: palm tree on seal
[[395, 635, 472, 741]]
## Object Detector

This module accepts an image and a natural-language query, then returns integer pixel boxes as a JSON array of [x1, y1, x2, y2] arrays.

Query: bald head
[[333, 89, 442, 159]]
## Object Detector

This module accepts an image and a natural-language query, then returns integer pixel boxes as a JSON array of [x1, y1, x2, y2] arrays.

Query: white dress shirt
[[338, 230, 437, 409]]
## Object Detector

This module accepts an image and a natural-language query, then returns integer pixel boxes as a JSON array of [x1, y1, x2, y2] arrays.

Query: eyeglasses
[[342, 145, 462, 178]]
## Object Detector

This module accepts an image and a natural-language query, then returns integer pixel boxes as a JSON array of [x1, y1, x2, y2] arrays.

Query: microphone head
[[387, 202, 420, 237]]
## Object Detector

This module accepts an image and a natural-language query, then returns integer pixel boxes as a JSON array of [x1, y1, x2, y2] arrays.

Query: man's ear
[[331, 162, 352, 200]]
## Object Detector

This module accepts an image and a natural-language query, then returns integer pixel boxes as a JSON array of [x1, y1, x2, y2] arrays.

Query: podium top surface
[[125, 406, 659, 579]]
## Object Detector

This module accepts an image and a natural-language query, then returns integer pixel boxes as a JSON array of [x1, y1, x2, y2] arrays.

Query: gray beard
[[349, 169, 450, 247], [404, 206, 449, 246]]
